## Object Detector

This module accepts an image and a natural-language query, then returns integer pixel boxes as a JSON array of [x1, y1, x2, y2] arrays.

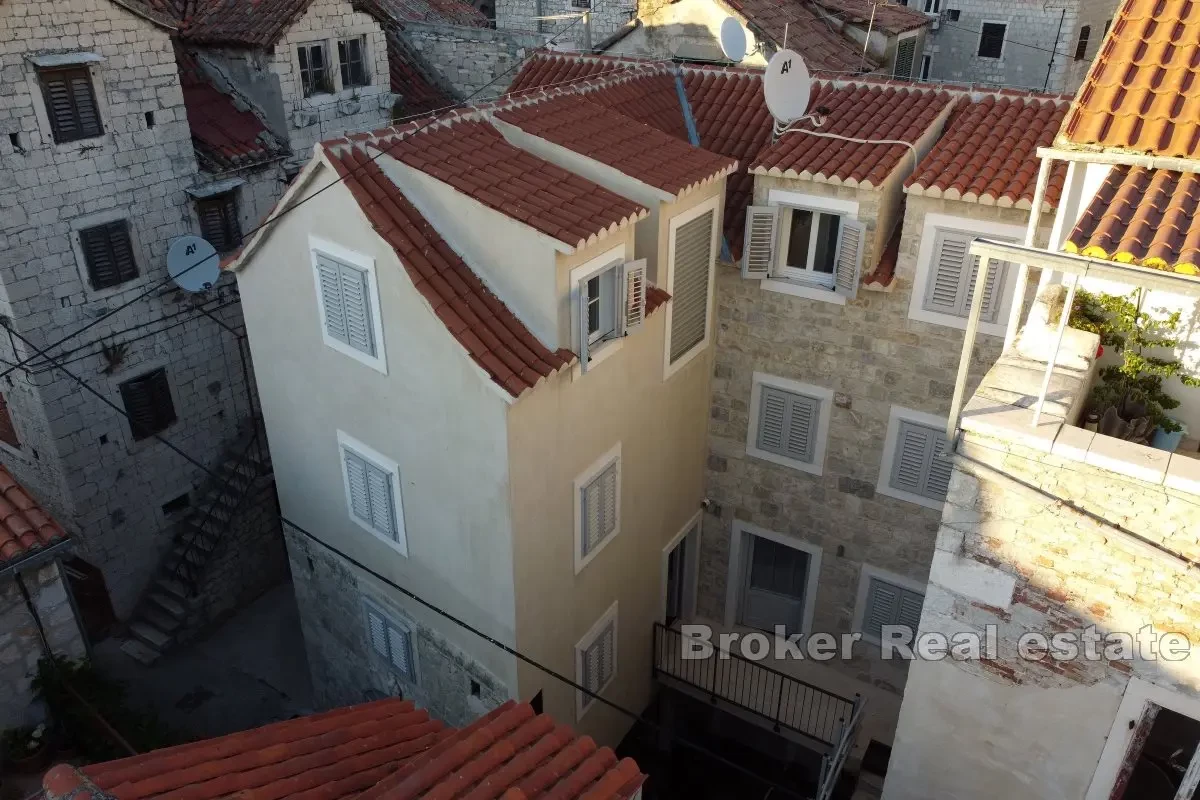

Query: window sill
[[762, 279, 845, 306], [746, 444, 823, 476], [572, 336, 624, 379], [875, 482, 945, 511], [908, 307, 1005, 337]]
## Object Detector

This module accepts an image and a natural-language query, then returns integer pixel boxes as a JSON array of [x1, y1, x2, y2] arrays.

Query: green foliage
[[32, 657, 180, 761], [1, 723, 48, 757], [1070, 288, 1200, 432]]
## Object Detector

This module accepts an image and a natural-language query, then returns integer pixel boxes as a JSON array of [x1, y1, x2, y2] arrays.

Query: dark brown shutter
[[0, 394, 20, 449], [120, 369, 176, 441], [196, 193, 242, 253], [80, 220, 137, 289], [39, 67, 103, 143]]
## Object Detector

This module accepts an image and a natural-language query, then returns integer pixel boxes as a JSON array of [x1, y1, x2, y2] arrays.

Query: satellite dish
[[763, 48, 812, 124], [167, 235, 220, 292], [719, 17, 748, 62]]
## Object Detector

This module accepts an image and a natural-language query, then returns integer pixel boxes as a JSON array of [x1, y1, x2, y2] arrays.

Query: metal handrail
[[652, 622, 857, 747]]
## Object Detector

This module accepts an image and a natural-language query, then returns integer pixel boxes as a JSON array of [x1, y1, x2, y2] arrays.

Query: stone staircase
[[121, 425, 271, 664]]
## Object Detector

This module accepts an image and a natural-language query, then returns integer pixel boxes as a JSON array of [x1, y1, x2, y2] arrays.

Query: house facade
[[231, 83, 734, 742], [885, 1, 1200, 796]]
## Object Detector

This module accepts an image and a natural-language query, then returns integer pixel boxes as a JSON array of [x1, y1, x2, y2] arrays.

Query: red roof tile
[[0, 466, 69, 567], [1062, 0, 1200, 158], [176, 48, 284, 170], [807, 0, 930, 34], [506, 52, 635, 96], [495, 94, 737, 197], [43, 701, 645, 800], [906, 94, 1069, 210], [326, 145, 574, 396], [381, 119, 648, 249], [722, 0, 879, 72], [1064, 165, 1200, 275], [182, 0, 315, 47], [358, 701, 645, 799], [751, 81, 954, 186]]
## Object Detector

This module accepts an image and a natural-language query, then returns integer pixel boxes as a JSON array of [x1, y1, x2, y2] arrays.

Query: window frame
[[362, 597, 418, 683], [573, 442, 622, 574], [920, 53, 933, 80], [571, 244, 627, 375], [196, 190, 242, 254], [1074, 25, 1091, 61], [118, 367, 177, 441], [892, 30, 920, 78], [338, 430, 408, 556], [575, 600, 618, 720], [723, 520, 821, 637], [758, 189, 860, 305], [37, 65, 104, 144], [663, 194, 721, 380], [310, 236, 388, 374], [852, 564, 927, 647], [297, 41, 333, 97], [876, 405, 953, 510], [977, 21, 1007, 59], [907, 213, 1025, 335], [78, 218, 140, 291], [745, 372, 833, 476], [338, 36, 370, 88]]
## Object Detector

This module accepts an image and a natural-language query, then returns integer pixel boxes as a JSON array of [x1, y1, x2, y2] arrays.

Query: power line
[[0, 12, 591, 386]]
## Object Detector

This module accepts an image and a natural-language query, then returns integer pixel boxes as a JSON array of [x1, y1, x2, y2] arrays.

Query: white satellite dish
[[719, 17, 748, 62], [763, 48, 812, 124], [167, 235, 220, 292]]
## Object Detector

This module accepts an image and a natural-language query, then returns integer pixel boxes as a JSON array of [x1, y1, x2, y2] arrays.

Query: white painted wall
[[235, 164, 519, 691]]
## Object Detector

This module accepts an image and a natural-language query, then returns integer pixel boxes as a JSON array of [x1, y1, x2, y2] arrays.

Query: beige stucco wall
[[508, 183, 723, 747], [235, 164, 520, 715]]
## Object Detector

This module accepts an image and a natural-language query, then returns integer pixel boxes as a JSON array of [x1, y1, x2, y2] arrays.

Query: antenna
[[763, 48, 812, 125], [166, 235, 220, 293], [719, 17, 748, 62]]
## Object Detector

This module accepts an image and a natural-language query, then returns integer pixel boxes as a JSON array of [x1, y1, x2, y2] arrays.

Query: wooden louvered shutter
[[40, 67, 103, 143], [863, 579, 898, 642], [741, 206, 778, 279], [599, 621, 615, 685], [197, 193, 242, 253], [366, 462, 395, 539], [581, 461, 618, 557], [577, 278, 591, 373], [897, 589, 925, 635], [893, 36, 917, 78], [387, 624, 412, 678], [670, 210, 715, 363], [344, 450, 372, 524], [924, 230, 970, 315], [316, 255, 349, 344], [755, 386, 818, 464], [621, 259, 646, 334], [890, 420, 953, 502], [120, 369, 175, 440], [80, 221, 137, 289], [339, 264, 374, 355], [834, 218, 864, 300], [963, 254, 1007, 323], [366, 608, 388, 657]]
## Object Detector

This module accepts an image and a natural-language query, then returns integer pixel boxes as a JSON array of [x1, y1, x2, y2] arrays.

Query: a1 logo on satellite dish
[[763, 48, 812, 125], [167, 235, 221, 293]]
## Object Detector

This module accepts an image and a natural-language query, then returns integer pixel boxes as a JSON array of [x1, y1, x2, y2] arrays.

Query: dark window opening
[[469, 679, 481, 697], [1075, 25, 1091, 60], [978, 23, 1006, 58], [79, 219, 138, 289], [38, 66, 104, 143], [145, 110, 155, 128], [298, 43, 332, 96], [196, 191, 242, 254], [530, 690, 543, 715], [338, 37, 369, 88], [161, 492, 190, 515], [8, 132, 20, 150], [947, 8, 960, 21], [572, 0, 590, 7], [119, 368, 176, 440], [0, 393, 20, 449], [1113, 706, 1200, 798]]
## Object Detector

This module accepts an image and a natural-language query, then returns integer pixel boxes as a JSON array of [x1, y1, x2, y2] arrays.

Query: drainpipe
[[1002, 155, 1053, 352]]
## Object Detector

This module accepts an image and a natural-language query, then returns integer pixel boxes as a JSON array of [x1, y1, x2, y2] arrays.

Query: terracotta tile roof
[[722, 0, 880, 72], [357, 701, 645, 799], [494, 94, 737, 197], [43, 700, 645, 800], [380, 119, 649, 249], [1061, 0, 1200, 158], [176, 48, 285, 170], [386, 30, 455, 117], [906, 94, 1070, 211], [506, 52, 638, 96], [751, 81, 954, 187], [585, 71, 691, 143], [355, 0, 487, 26], [326, 145, 574, 396], [807, 0, 930, 34], [0, 466, 69, 568], [182, 0, 316, 47], [1064, 165, 1200, 275]]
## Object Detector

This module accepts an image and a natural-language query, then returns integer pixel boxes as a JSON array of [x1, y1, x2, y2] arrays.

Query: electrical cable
[[775, 117, 920, 171]]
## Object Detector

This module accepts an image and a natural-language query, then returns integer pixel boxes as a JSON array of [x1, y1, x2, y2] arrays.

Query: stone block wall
[[284, 524, 510, 727], [0, 560, 87, 729], [404, 23, 548, 100], [493, 0, 635, 47], [271, 0, 392, 159]]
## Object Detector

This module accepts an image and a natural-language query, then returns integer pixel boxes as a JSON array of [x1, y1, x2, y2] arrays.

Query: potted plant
[[2, 723, 53, 773], [1069, 287, 1199, 449]]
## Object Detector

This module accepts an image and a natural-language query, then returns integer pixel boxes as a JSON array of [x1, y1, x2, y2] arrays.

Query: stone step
[[147, 591, 186, 619], [128, 620, 171, 650], [154, 577, 189, 600], [120, 638, 162, 665], [141, 605, 182, 633]]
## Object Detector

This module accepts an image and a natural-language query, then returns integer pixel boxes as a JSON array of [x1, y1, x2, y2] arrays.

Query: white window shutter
[[620, 259, 647, 334], [864, 580, 897, 642], [366, 464, 395, 539], [897, 589, 925, 634], [600, 622, 615, 684], [756, 386, 818, 464], [601, 463, 618, 541], [963, 255, 1007, 323], [925, 230, 970, 314], [891, 421, 932, 495], [755, 386, 788, 453], [742, 206, 778, 280], [317, 256, 348, 343], [387, 624, 412, 678], [366, 609, 388, 657], [670, 210, 715, 363], [582, 479, 602, 555], [926, 440, 954, 501], [344, 450, 372, 524], [578, 278, 591, 374], [834, 218, 864, 299], [339, 264, 375, 355]]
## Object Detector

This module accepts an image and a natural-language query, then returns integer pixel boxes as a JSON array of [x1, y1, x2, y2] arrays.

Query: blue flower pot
[[1152, 423, 1187, 452]]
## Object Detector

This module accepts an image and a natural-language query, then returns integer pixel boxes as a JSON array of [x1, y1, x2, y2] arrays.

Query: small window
[[745, 375, 831, 475], [576, 603, 617, 718], [883, 416, 953, 506], [586, 266, 619, 346], [575, 445, 620, 571], [739, 534, 814, 635], [119, 368, 176, 440], [338, 37, 369, 88], [315, 252, 377, 358], [741, 204, 864, 300], [364, 601, 416, 681], [922, 228, 1009, 323], [38, 66, 103, 143], [978, 23, 1006, 58], [0, 393, 20, 449], [861, 575, 925, 645], [79, 220, 138, 289], [298, 42, 332, 96], [1074, 25, 1091, 60], [196, 191, 242, 253], [893, 36, 917, 79], [342, 444, 404, 547], [575, 258, 646, 374], [668, 206, 716, 366], [921, 0, 939, 12], [572, 0, 590, 7], [920, 54, 933, 80]]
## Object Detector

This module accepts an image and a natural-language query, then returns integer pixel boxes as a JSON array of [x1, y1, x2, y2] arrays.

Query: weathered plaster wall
[[495, 0, 636, 47], [403, 23, 547, 101]]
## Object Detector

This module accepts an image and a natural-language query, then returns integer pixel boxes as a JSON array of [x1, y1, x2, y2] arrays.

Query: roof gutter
[[0, 538, 74, 582], [1037, 146, 1200, 176]]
